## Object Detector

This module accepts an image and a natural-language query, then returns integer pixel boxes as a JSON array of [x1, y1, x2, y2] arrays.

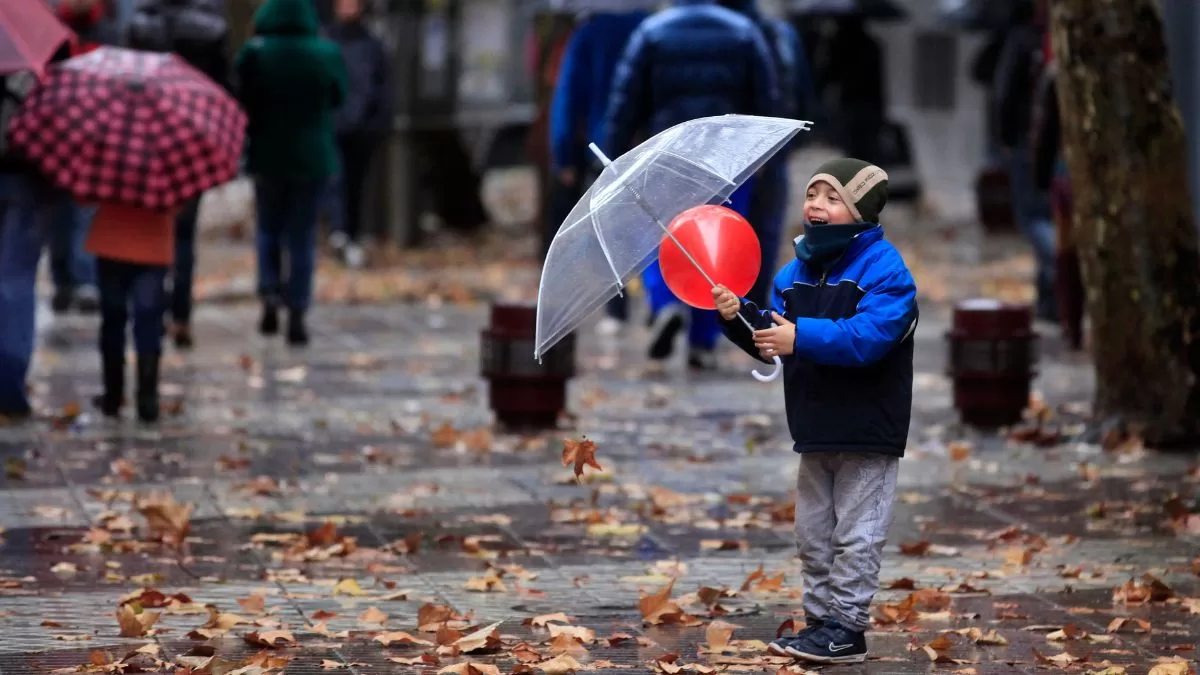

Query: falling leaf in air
[[562, 438, 603, 480]]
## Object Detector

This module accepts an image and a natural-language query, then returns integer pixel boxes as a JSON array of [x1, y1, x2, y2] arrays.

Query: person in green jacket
[[236, 0, 347, 347]]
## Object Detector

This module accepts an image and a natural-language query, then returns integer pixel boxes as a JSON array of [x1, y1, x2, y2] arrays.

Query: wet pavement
[[1, 266, 1198, 674]]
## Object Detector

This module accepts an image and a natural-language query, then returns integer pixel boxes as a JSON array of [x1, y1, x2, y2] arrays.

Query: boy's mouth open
[[808, 217, 828, 225]]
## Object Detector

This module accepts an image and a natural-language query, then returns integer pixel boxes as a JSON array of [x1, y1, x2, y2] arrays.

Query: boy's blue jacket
[[720, 225, 918, 457]]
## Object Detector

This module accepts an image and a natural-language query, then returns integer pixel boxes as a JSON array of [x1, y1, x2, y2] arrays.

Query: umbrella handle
[[751, 356, 783, 383]]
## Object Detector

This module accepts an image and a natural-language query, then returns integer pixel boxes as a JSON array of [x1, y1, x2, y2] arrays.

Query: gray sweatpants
[[794, 452, 900, 631]]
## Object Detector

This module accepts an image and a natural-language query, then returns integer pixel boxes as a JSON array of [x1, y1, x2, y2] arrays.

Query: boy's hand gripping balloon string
[[588, 142, 783, 383]]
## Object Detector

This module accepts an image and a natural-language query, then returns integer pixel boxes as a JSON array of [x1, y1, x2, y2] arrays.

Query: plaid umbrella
[[7, 46, 245, 210]]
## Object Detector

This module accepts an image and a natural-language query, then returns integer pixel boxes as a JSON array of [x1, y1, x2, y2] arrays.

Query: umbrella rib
[[589, 211, 626, 293]]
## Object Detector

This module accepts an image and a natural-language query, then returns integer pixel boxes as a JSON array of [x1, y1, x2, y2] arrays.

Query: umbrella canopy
[[0, 1, 72, 75], [7, 46, 246, 210], [785, 0, 907, 21], [535, 114, 812, 380]]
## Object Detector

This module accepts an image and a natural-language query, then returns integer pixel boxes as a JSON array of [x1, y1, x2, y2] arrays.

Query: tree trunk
[[1050, 0, 1200, 445]]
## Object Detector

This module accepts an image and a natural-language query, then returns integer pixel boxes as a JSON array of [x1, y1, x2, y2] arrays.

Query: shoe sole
[[784, 646, 866, 664], [766, 643, 790, 656]]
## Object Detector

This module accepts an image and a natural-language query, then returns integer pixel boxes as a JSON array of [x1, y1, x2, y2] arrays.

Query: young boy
[[713, 158, 918, 664]]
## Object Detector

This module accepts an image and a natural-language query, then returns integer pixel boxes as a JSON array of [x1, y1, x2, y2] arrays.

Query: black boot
[[136, 354, 160, 424], [94, 354, 124, 418], [286, 310, 309, 347], [260, 299, 280, 336]]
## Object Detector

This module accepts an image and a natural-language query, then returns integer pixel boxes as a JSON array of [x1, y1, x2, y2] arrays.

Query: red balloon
[[659, 205, 761, 309]]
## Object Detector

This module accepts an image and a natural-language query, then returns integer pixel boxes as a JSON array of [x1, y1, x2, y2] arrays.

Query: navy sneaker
[[785, 620, 867, 664], [767, 617, 825, 656]]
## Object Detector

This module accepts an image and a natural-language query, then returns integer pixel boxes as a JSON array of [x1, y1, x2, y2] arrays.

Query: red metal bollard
[[946, 299, 1038, 428], [481, 303, 575, 429]]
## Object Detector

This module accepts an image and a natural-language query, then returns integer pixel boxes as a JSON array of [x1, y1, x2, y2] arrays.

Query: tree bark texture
[[1050, 0, 1200, 444]]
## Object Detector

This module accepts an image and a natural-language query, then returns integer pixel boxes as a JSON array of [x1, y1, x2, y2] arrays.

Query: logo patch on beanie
[[848, 165, 888, 199]]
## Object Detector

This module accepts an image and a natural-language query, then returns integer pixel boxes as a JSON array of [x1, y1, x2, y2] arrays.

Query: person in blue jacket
[[600, 0, 779, 370], [714, 158, 917, 665], [547, 7, 650, 332], [718, 0, 817, 308]]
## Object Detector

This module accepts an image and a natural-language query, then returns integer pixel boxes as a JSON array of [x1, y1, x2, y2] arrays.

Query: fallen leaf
[[1032, 648, 1080, 666], [639, 580, 685, 625], [243, 630, 295, 648], [547, 624, 596, 644], [454, 620, 503, 654], [136, 495, 193, 545], [1147, 657, 1192, 675], [331, 578, 366, 597], [524, 612, 572, 627], [115, 605, 159, 637], [537, 654, 585, 674], [358, 606, 388, 625], [1047, 624, 1088, 641], [464, 568, 508, 593], [375, 631, 433, 647], [437, 662, 502, 675], [562, 438, 603, 480], [1113, 575, 1175, 604], [704, 621, 736, 651], [237, 594, 266, 615], [899, 540, 931, 556]]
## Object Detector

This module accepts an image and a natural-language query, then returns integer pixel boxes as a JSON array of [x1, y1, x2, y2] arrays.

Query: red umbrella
[[7, 47, 246, 210], [0, 1, 72, 75]]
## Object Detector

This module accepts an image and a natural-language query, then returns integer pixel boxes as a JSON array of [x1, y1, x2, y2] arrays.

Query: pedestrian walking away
[[600, 0, 780, 370], [236, 0, 348, 346], [129, 0, 232, 349]]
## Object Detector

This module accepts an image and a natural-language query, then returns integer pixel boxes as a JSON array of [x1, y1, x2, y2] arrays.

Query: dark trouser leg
[[338, 133, 376, 243], [129, 263, 166, 423], [171, 198, 199, 327], [96, 258, 130, 416]]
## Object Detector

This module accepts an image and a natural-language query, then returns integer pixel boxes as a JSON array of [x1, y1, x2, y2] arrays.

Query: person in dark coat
[[600, 0, 779, 370], [128, 0, 230, 348], [236, 0, 347, 346], [0, 42, 73, 421], [719, 0, 817, 308], [991, 0, 1056, 321], [547, 7, 650, 334], [324, 0, 393, 269]]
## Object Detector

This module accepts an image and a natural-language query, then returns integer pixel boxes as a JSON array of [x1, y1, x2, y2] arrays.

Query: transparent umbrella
[[534, 114, 813, 382]]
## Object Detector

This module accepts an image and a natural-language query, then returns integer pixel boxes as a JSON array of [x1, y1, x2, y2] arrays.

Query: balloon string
[[587, 143, 757, 333]]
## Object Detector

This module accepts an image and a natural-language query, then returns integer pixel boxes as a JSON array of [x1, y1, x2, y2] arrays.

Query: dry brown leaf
[[899, 540, 931, 556], [1032, 647, 1080, 666], [358, 606, 388, 625], [639, 580, 686, 625], [418, 603, 467, 632], [136, 496, 192, 545], [437, 663, 502, 675], [704, 621, 736, 651], [243, 630, 295, 648], [511, 643, 544, 662], [562, 438, 603, 479], [537, 654, 586, 674], [524, 612, 571, 627], [374, 630, 433, 647], [464, 568, 508, 593], [1147, 658, 1193, 675], [548, 624, 596, 644], [203, 606, 249, 632], [236, 595, 266, 615], [1113, 575, 1175, 604], [453, 620, 503, 654], [115, 605, 159, 637]]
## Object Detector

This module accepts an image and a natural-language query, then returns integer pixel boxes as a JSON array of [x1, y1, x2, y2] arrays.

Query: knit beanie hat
[[805, 158, 889, 224]]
